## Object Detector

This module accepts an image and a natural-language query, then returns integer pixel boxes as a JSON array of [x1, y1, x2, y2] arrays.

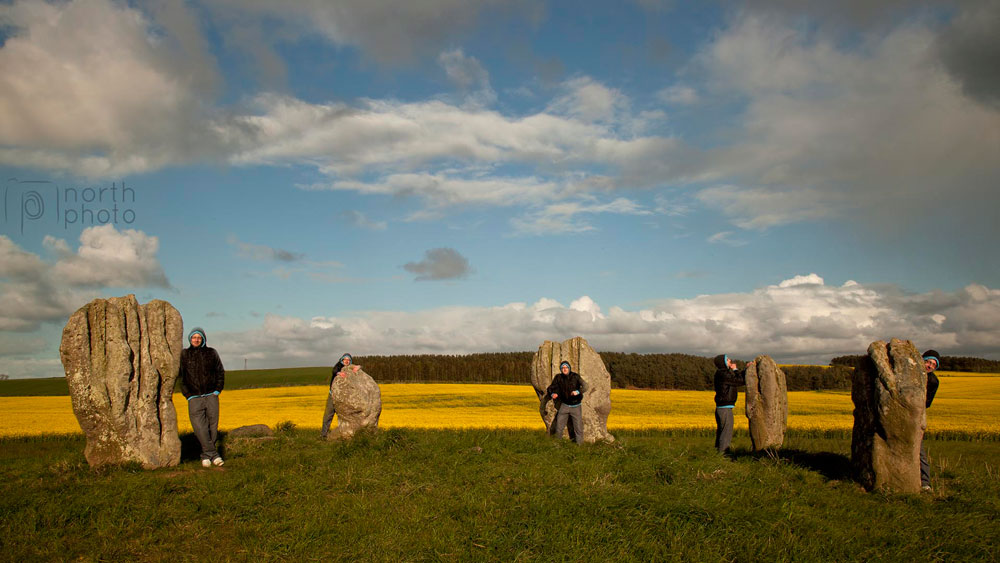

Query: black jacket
[[180, 346, 225, 398], [328, 361, 345, 386], [713, 368, 746, 407], [546, 371, 585, 406], [926, 371, 939, 408]]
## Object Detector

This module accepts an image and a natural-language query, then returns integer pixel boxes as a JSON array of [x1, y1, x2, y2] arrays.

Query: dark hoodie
[[713, 354, 745, 407], [328, 354, 352, 386], [179, 327, 225, 398], [923, 349, 941, 408], [545, 363, 586, 407]]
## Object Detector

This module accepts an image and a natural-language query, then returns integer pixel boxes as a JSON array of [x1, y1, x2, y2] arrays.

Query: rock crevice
[[59, 295, 182, 469], [530, 336, 614, 443], [851, 338, 926, 493]]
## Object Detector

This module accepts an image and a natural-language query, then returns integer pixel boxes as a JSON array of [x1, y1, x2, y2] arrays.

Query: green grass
[[1, 429, 998, 561]]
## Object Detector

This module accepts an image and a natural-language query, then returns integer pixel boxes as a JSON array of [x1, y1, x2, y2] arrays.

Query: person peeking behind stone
[[545, 360, 587, 444], [321, 353, 360, 439], [712, 354, 748, 455], [920, 349, 942, 491], [179, 327, 226, 468]]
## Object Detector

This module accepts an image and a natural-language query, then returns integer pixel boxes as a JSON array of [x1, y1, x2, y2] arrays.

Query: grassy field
[[2, 375, 998, 438], [1, 429, 998, 561]]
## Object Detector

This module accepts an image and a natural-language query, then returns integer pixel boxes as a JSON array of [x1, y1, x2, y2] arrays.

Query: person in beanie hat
[[179, 327, 226, 467], [545, 360, 587, 444], [712, 354, 750, 455], [320, 353, 360, 439], [920, 349, 942, 490]]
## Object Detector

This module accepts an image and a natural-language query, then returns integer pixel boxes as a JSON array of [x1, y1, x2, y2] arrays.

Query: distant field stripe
[[2, 378, 997, 437]]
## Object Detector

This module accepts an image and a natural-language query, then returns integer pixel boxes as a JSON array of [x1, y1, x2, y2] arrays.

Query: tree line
[[831, 354, 1000, 373], [350, 352, 855, 391]]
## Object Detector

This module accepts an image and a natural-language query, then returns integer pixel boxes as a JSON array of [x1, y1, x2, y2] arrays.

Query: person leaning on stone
[[713, 354, 750, 455], [179, 327, 226, 468], [320, 353, 360, 439], [546, 361, 587, 445], [920, 349, 942, 491]]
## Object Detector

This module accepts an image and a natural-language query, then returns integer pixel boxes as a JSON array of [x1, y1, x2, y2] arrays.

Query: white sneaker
[[212, 457, 224, 467], [201, 459, 211, 468]]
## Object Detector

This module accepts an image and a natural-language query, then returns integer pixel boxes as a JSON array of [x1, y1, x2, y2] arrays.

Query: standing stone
[[851, 338, 926, 493], [530, 337, 614, 443], [326, 367, 382, 439], [59, 295, 183, 469], [744, 355, 788, 451]]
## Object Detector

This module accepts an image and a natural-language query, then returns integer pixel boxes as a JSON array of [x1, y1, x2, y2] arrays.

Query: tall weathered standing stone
[[530, 337, 614, 443], [744, 355, 788, 450], [851, 338, 926, 493], [59, 295, 183, 469], [326, 367, 382, 439]]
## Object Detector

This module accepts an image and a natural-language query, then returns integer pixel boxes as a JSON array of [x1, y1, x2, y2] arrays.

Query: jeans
[[320, 392, 336, 437], [715, 407, 734, 453], [188, 394, 220, 460], [551, 403, 584, 444]]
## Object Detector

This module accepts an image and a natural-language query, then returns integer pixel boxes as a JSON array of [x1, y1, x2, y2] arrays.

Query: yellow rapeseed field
[[1, 375, 997, 437]]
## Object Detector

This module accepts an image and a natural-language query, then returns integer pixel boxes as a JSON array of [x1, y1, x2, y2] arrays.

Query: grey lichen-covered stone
[[530, 336, 614, 443], [851, 338, 926, 493], [59, 295, 182, 469], [326, 366, 382, 439], [228, 424, 274, 438], [744, 355, 788, 451]]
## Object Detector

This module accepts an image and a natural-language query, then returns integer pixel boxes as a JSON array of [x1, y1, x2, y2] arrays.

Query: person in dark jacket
[[320, 353, 360, 439], [921, 349, 942, 490], [545, 361, 587, 444], [179, 327, 225, 467], [713, 354, 748, 454]]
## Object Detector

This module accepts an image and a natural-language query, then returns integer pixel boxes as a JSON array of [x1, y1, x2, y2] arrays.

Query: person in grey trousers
[[545, 361, 587, 444], [921, 349, 942, 491], [320, 353, 360, 439], [179, 328, 225, 467], [712, 354, 748, 455]]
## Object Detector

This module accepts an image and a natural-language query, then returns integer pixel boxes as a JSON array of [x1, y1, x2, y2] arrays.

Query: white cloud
[[227, 235, 305, 262], [48, 225, 170, 287], [706, 231, 747, 247], [318, 172, 563, 209], [778, 273, 825, 287], [341, 210, 387, 231], [438, 48, 497, 106], [697, 184, 836, 230], [547, 76, 630, 124], [0, 0, 224, 177], [510, 197, 652, 235], [403, 248, 473, 281], [657, 85, 698, 105], [203, 0, 536, 65], [694, 14, 1000, 229], [0, 225, 169, 332], [210, 275, 1000, 367]]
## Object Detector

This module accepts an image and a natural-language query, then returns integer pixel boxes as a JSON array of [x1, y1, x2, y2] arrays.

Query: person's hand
[[352, 365, 360, 372], [571, 390, 580, 396], [337, 371, 347, 377], [550, 393, 558, 400]]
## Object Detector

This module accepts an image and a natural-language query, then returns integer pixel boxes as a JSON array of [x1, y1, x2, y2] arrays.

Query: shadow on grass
[[179, 432, 229, 462], [730, 447, 853, 481]]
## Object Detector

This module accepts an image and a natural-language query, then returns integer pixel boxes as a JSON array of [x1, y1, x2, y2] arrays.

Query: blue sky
[[1, 0, 999, 378]]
